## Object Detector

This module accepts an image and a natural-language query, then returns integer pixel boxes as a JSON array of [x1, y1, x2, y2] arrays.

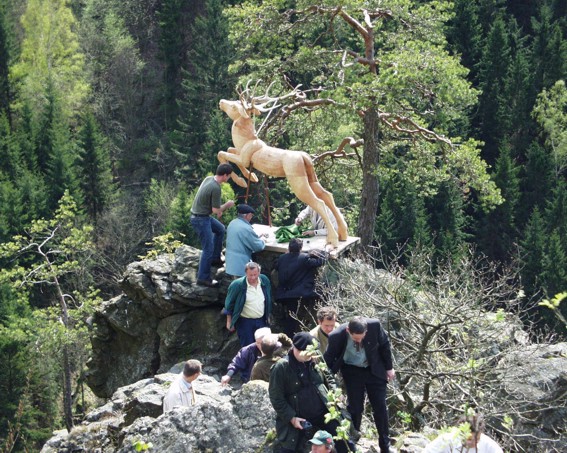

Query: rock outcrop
[[43, 369, 432, 453], [85, 246, 239, 398]]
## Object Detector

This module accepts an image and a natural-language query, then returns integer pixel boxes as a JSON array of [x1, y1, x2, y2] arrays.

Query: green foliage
[[132, 439, 153, 452], [539, 292, 567, 329], [532, 80, 567, 178], [172, 0, 235, 181], [0, 191, 97, 436], [10, 0, 88, 122], [139, 233, 184, 261], [76, 111, 114, 224]]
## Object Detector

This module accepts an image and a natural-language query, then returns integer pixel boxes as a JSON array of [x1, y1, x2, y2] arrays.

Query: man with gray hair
[[223, 262, 273, 346]]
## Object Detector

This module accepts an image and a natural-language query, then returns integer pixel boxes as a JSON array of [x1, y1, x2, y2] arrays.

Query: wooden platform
[[252, 224, 360, 256]]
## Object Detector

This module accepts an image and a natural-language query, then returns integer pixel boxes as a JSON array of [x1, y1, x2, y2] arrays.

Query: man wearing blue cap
[[225, 203, 266, 277]]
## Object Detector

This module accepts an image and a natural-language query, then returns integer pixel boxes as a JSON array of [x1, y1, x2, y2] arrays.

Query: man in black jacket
[[324, 317, 396, 453], [274, 238, 328, 336], [269, 332, 354, 453]]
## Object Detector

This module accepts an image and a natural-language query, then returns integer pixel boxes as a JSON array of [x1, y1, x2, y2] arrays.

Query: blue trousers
[[235, 316, 268, 347], [190, 215, 225, 281]]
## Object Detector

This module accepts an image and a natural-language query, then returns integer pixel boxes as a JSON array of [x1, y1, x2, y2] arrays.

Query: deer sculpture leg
[[308, 181, 348, 241], [287, 174, 340, 249], [217, 148, 259, 188], [300, 153, 348, 241], [289, 181, 339, 248]]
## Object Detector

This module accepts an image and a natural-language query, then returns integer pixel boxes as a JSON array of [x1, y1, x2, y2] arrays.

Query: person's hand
[[221, 375, 231, 386], [225, 200, 235, 209], [226, 319, 235, 332], [290, 417, 306, 429], [294, 218, 301, 226], [302, 230, 315, 237], [386, 369, 396, 382]]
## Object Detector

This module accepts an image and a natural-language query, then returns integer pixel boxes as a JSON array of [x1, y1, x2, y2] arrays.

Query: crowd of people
[[172, 164, 502, 452]]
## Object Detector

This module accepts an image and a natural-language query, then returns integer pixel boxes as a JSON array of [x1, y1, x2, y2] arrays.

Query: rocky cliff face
[[85, 246, 239, 398], [78, 246, 567, 452]]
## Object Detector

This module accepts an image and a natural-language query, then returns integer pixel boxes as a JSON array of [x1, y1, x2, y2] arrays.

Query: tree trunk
[[62, 345, 74, 431], [357, 107, 381, 249]]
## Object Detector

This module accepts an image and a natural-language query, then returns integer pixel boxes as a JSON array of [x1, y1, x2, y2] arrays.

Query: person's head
[[260, 334, 279, 357], [316, 306, 338, 336], [346, 316, 368, 343], [237, 204, 255, 221], [254, 327, 272, 347], [288, 238, 303, 253], [182, 359, 202, 383], [244, 262, 261, 285], [308, 430, 335, 452], [292, 332, 317, 362], [459, 412, 485, 447], [216, 163, 233, 176]]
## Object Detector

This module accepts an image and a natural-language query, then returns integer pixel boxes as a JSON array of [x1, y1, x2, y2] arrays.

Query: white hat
[[254, 327, 272, 340]]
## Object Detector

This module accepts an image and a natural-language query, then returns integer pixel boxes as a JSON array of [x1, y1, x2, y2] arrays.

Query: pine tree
[[0, 111, 20, 179], [10, 0, 88, 121], [428, 180, 469, 263], [157, 0, 196, 129], [532, 3, 567, 91], [172, 0, 235, 180], [500, 19, 535, 157], [519, 142, 554, 224], [520, 207, 547, 297], [0, 0, 11, 116], [544, 180, 567, 247], [541, 229, 567, 298], [76, 112, 113, 224], [477, 144, 520, 262], [475, 16, 512, 164], [446, 0, 482, 81]]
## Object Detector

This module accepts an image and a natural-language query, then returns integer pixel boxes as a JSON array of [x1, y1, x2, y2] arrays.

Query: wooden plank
[[252, 224, 360, 256]]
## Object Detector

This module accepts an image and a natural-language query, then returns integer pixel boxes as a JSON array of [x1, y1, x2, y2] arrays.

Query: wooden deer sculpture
[[218, 83, 348, 248]]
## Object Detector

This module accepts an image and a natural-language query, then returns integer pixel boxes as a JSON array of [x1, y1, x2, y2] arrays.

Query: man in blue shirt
[[225, 204, 266, 277]]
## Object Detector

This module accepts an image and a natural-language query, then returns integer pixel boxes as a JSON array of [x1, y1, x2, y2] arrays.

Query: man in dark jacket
[[269, 332, 354, 453], [275, 238, 328, 336], [324, 317, 396, 453]]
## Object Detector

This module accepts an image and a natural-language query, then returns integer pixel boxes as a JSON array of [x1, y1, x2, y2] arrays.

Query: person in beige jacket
[[163, 359, 202, 412]]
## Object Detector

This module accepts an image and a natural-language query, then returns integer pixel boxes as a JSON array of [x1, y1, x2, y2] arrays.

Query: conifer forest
[[0, 0, 566, 450]]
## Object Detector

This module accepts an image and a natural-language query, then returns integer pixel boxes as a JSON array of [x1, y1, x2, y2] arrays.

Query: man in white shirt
[[423, 412, 503, 453], [163, 359, 202, 412], [295, 205, 338, 237]]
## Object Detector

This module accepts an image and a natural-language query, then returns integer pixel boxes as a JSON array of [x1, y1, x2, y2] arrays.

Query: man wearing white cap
[[221, 327, 272, 385]]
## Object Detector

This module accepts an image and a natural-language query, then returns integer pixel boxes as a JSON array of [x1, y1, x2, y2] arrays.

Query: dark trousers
[[341, 365, 390, 452], [275, 412, 355, 453], [235, 316, 268, 347]]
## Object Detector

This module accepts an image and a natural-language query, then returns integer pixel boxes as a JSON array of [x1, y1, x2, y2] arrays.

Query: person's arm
[[242, 225, 266, 252], [212, 200, 235, 218], [294, 206, 310, 225], [223, 282, 238, 332], [268, 362, 303, 428], [323, 330, 341, 372]]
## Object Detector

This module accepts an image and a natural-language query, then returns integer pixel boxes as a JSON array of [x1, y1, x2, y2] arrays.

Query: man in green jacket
[[268, 332, 354, 453], [224, 262, 272, 346]]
